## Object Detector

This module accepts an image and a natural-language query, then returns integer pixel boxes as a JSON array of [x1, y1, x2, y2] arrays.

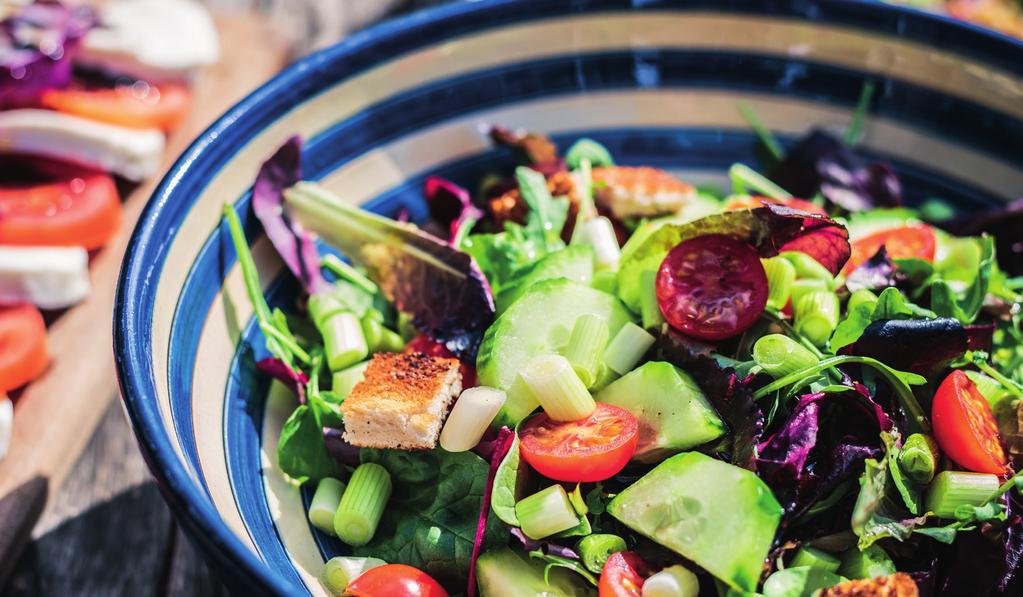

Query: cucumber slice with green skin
[[476, 548, 596, 597], [596, 361, 725, 462], [479, 279, 634, 428], [608, 452, 782, 593], [496, 244, 595, 312]]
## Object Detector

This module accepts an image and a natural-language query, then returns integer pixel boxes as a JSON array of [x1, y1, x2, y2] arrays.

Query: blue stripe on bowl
[[115, 2, 1023, 595]]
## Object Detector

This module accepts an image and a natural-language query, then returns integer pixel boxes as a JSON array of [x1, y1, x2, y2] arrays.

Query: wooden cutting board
[[0, 13, 289, 586]]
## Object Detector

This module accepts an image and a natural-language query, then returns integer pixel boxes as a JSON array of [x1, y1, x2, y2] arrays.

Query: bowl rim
[[113, 0, 1023, 594]]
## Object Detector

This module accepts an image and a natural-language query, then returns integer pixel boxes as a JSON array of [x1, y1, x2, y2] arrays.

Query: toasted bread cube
[[341, 352, 462, 450], [819, 573, 919, 597], [593, 166, 695, 219]]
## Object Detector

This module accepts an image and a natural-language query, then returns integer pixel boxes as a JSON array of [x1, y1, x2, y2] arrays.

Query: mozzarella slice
[[0, 246, 91, 310], [0, 109, 164, 181], [0, 397, 11, 462], [77, 0, 219, 82]]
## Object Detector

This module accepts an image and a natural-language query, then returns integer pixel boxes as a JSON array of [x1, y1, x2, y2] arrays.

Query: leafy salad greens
[[224, 103, 1023, 597]]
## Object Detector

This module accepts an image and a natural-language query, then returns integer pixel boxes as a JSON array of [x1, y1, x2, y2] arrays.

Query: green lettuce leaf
[[930, 236, 995, 324]]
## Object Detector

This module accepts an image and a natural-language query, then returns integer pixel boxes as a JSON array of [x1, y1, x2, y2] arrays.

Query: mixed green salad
[[225, 99, 1023, 597]]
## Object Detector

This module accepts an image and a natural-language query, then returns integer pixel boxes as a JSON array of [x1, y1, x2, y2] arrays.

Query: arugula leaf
[[354, 449, 507, 588], [851, 434, 929, 548], [491, 428, 529, 526], [463, 227, 540, 295], [931, 236, 996, 324], [516, 166, 569, 252], [276, 403, 345, 483]]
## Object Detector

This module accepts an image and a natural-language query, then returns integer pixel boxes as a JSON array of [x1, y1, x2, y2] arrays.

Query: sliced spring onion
[[308, 477, 346, 536], [641, 564, 700, 597], [360, 313, 385, 353], [898, 433, 939, 484], [728, 163, 789, 200], [762, 257, 796, 311], [795, 290, 840, 348], [640, 269, 666, 330], [581, 216, 622, 271], [333, 463, 392, 546], [322, 312, 369, 371], [603, 322, 656, 375], [925, 471, 999, 519], [781, 251, 835, 283], [790, 546, 841, 573], [752, 334, 819, 380], [520, 354, 596, 421], [562, 314, 611, 389], [322, 556, 387, 596], [440, 386, 507, 452], [576, 534, 627, 574], [321, 254, 379, 295], [515, 485, 581, 540], [332, 360, 369, 401], [789, 278, 829, 310]]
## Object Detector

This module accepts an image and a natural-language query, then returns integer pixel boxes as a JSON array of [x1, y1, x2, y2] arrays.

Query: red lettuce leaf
[[251, 136, 329, 295], [468, 426, 515, 597], [323, 427, 361, 467], [966, 323, 996, 352], [757, 385, 892, 517], [424, 176, 483, 246], [256, 357, 308, 404], [507, 527, 581, 560], [1, 1, 95, 107], [284, 178, 496, 360], [845, 246, 897, 293], [769, 129, 902, 212], [849, 317, 967, 378]]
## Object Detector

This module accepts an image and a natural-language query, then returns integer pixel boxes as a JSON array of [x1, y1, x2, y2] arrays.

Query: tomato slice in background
[[599, 552, 653, 597], [405, 333, 477, 388], [843, 224, 936, 275], [519, 402, 638, 482], [0, 158, 121, 250], [656, 234, 768, 341], [0, 304, 49, 392], [724, 195, 828, 216], [40, 82, 191, 131], [932, 370, 1008, 475], [346, 564, 449, 597]]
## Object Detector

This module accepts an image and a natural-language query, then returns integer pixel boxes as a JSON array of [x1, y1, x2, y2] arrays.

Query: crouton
[[341, 352, 462, 450], [592, 166, 695, 219], [819, 573, 919, 597]]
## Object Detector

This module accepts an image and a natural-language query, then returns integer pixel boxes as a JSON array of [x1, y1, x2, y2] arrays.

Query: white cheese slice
[[0, 397, 11, 462], [0, 109, 164, 181], [77, 0, 219, 82], [0, 246, 91, 310]]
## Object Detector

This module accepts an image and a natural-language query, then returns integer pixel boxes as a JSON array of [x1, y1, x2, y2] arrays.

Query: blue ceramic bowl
[[114, 1, 1023, 595]]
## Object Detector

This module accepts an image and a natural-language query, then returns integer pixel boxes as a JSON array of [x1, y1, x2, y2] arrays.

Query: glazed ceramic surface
[[114, 1, 1023, 595]]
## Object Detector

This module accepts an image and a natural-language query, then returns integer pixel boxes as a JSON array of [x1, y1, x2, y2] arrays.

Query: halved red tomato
[[599, 552, 653, 597], [405, 333, 477, 388], [519, 402, 638, 482], [656, 234, 768, 341], [0, 158, 121, 249], [932, 370, 1008, 475], [346, 564, 448, 597], [0, 304, 49, 392], [40, 81, 191, 131], [725, 195, 828, 216], [843, 224, 936, 275]]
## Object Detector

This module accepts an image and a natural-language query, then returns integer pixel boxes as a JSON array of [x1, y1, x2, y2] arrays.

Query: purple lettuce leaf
[[656, 327, 763, 470], [966, 323, 996, 352], [283, 172, 496, 360], [769, 129, 902, 212], [424, 176, 483, 246], [468, 426, 515, 597], [1, 1, 95, 107], [756, 385, 892, 517], [849, 317, 967, 378], [251, 136, 329, 295], [508, 527, 581, 560], [256, 357, 308, 404], [935, 491, 1023, 596], [846, 246, 898, 293]]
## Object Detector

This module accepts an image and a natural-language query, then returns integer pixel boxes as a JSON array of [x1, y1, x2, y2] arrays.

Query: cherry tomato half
[[346, 564, 448, 597], [724, 195, 828, 216], [656, 234, 768, 341], [843, 224, 936, 275], [0, 158, 121, 249], [0, 304, 49, 392], [599, 552, 654, 597], [405, 333, 477, 388], [40, 82, 191, 131], [519, 402, 638, 482], [932, 370, 1008, 475]]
